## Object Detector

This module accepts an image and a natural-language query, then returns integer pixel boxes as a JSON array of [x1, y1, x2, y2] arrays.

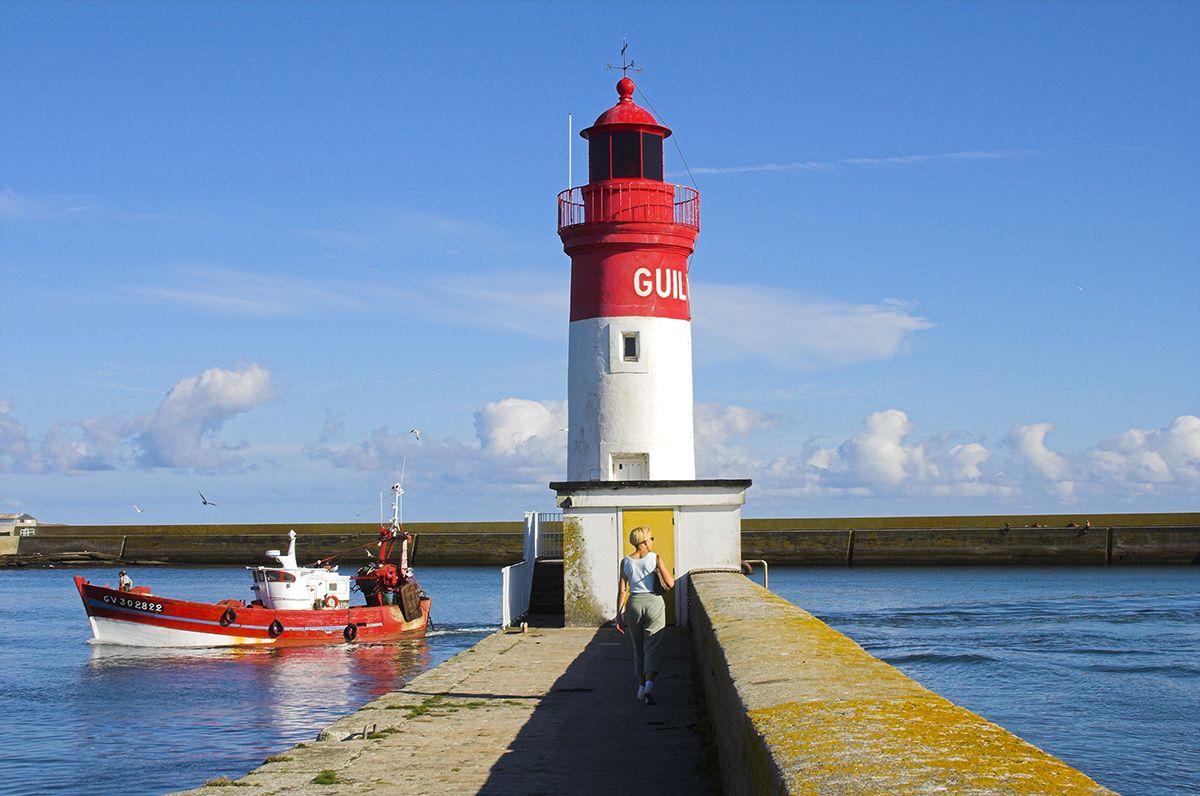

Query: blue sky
[[2, 0, 1197, 525]]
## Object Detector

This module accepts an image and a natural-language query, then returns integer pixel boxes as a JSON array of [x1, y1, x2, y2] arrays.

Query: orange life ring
[[323, 594, 340, 609]]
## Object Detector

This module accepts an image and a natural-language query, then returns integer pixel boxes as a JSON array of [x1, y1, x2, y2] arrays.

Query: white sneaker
[[636, 684, 646, 700]]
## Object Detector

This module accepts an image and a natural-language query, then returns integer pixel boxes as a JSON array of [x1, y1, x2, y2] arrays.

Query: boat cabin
[[248, 531, 352, 611]]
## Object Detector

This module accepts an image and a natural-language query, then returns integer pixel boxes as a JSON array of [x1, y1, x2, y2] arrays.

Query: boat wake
[[424, 625, 496, 637]]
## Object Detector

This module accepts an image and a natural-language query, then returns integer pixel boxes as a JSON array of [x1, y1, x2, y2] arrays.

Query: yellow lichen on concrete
[[562, 516, 604, 625], [689, 572, 1117, 795], [749, 698, 1111, 795]]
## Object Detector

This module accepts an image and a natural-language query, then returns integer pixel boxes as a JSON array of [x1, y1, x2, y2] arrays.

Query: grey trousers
[[625, 592, 666, 680]]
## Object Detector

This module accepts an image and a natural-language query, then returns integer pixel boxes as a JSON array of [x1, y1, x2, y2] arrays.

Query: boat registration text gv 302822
[[103, 594, 165, 613]]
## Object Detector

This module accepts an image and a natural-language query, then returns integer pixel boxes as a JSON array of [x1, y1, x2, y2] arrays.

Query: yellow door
[[622, 509, 675, 624]]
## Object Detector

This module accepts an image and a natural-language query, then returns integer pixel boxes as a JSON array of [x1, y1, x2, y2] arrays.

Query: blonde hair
[[628, 526, 651, 547]]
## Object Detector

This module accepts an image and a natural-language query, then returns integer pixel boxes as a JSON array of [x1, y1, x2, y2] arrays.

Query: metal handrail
[[743, 559, 769, 589], [537, 512, 563, 559], [558, 182, 699, 231]]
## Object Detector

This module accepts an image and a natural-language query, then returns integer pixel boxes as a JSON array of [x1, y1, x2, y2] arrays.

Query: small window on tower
[[622, 332, 639, 362]]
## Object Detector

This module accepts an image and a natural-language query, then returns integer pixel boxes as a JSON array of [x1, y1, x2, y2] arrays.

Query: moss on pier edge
[[690, 573, 1115, 795]]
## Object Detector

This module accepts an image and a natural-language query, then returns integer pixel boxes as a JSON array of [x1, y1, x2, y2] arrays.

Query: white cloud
[[132, 265, 368, 317], [1006, 422, 1072, 483], [826, 409, 919, 488], [307, 398, 568, 501], [1083, 415, 1200, 487], [425, 271, 568, 341], [0, 188, 95, 221], [686, 161, 833, 176], [299, 209, 533, 259], [686, 149, 1040, 177], [2, 400, 137, 474], [36, 416, 135, 472], [0, 401, 32, 470], [694, 284, 931, 369], [135, 363, 278, 469], [694, 403, 784, 478], [474, 398, 567, 459], [744, 410, 1016, 500], [2, 365, 278, 475], [841, 150, 1040, 167]]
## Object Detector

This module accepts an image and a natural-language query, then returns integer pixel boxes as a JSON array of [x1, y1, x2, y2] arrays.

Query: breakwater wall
[[688, 571, 1114, 794], [4, 512, 1197, 567], [6, 522, 524, 567]]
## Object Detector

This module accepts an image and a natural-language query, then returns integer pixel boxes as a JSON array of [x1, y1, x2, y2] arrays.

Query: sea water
[[0, 565, 1195, 795], [766, 566, 1200, 796], [0, 566, 497, 795]]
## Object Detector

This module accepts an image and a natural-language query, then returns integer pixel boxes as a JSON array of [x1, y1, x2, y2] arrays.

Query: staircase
[[527, 558, 564, 626]]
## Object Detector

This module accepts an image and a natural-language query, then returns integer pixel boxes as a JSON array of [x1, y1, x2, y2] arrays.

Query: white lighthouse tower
[[560, 75, 699, 483], [551, 74, 750, 627]]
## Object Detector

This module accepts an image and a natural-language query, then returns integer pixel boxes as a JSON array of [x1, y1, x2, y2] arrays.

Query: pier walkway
[[179, 626, 714, 795]]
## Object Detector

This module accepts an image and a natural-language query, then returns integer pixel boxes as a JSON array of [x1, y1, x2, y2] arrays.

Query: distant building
[[0, 513, 38, 536]]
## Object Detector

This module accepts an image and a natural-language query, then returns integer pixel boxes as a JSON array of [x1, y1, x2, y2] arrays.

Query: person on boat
[[615, 526, 674, 705], [118, 570, 133, 592]]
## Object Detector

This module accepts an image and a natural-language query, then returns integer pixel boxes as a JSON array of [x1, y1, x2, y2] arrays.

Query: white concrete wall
[[558, 484, 748, 626], [562, 509, 622, 626], [677, 505, 743, 572], [566, 316, 695, 481]]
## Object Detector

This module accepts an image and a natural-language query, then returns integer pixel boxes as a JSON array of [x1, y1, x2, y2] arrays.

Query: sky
[[1, 0, 1197, 525]]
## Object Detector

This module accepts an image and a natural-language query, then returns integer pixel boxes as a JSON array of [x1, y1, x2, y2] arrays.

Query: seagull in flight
[[132, 504, 146, 513], [199, 492, 218, 507], [410, 428, 421, 442]]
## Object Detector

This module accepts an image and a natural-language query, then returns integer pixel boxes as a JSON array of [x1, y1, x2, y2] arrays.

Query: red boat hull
[[74, 576, 430, 647]]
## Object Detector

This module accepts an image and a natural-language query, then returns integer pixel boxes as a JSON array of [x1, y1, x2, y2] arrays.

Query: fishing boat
[[73, 484, 430, 647]]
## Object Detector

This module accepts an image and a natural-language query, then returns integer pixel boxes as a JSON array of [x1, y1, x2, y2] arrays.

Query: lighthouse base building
[[550, 479, 750, 626]]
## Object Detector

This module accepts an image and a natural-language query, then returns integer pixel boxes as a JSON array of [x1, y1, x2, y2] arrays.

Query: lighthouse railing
[[558, 183, 699, 231]]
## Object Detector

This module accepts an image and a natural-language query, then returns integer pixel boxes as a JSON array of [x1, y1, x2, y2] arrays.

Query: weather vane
[[606, 39, 643, 77]]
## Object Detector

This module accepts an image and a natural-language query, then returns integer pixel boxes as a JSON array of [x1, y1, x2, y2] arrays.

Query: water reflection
[[84, 636, 437, 731]]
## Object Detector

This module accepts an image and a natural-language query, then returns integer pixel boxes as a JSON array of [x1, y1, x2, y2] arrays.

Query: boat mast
[[390, 482, 404, 532]]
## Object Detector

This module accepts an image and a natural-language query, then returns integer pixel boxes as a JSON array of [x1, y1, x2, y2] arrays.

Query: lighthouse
[[550, 75, 750, 628], [559, 76, 699, 482]]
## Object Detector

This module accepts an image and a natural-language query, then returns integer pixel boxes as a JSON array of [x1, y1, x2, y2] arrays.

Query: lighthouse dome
[[580, 77, 672, 139]]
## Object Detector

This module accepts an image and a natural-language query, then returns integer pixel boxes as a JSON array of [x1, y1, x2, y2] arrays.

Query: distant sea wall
[[6, 521, 525, 567], [3, 512, 1197, 567]]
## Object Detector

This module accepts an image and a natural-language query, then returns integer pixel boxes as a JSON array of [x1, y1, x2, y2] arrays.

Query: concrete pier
[[176, 626, 713, 794], [689, 573, 1114, 794], [177, 572, 1118, 795]]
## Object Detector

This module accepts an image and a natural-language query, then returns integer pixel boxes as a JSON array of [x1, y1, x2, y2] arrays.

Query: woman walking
[[615, 526, 675, 704]]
